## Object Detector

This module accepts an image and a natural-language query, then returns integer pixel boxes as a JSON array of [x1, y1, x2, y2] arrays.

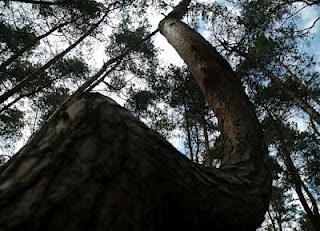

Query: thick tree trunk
[[159, 17, 268, 168], [0, 93, 269, 230]]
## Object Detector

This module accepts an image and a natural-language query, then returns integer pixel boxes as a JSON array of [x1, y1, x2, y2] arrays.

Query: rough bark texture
[[159, 18, 268, 168], [0, 94, 269, 230]]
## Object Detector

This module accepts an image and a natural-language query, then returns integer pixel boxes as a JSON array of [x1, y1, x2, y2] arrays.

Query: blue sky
[[297, 3, 320, 65]]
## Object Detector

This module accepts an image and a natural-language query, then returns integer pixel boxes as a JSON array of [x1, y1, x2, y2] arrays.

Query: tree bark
[[159, 16, 268, 168], [0, 93, 269, 230]]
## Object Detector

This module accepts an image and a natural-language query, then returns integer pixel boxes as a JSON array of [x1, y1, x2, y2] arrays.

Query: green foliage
[[0, 108, 24, 140], [240, 0, 289, 34], [1, 61, 38, 83], [127, 89, 156, 116], [127, 65, 218, 163], [0, 107, 25, 156], [35, 0, 104, 19], [298, 212, 314, 231], [51, 57, 90, 83], [0, 22, 37, 52], [268, 184, 299, 230], [105, 15, 157, 66], [32, 87, 70, 122]]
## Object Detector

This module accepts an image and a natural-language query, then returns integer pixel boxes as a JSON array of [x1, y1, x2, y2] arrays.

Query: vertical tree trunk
[[202, 118, 212, 166], [267, 209, 278, 231], [183, 102, 194, 161], [275, 210, 283, 231], [194, 124, 200, 164]]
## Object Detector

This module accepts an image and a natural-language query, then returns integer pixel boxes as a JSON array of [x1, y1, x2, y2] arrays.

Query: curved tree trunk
[[159, 16, 268, 168], [0, 1, 271, 230], [0, 93, 269, 231]]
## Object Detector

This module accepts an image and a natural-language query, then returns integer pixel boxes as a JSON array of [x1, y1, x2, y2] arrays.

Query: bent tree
[[0, 0, 271, 230]]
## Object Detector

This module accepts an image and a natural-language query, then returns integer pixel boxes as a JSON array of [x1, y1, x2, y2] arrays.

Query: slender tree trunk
[[276, 137, 320, 231], [255, 79, 320, 230], [194, 124, 200, 164], [279, 60, 320, 106], [0, 13, 107, 105], [183, 102, 194, 161], [0, 15, 82, 72], [0, 1, 271, 230], [267, 209, 278, 231], [202, 117, 212, 166], [274, 210, 283, 231], [260, 67, 320, 124]]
